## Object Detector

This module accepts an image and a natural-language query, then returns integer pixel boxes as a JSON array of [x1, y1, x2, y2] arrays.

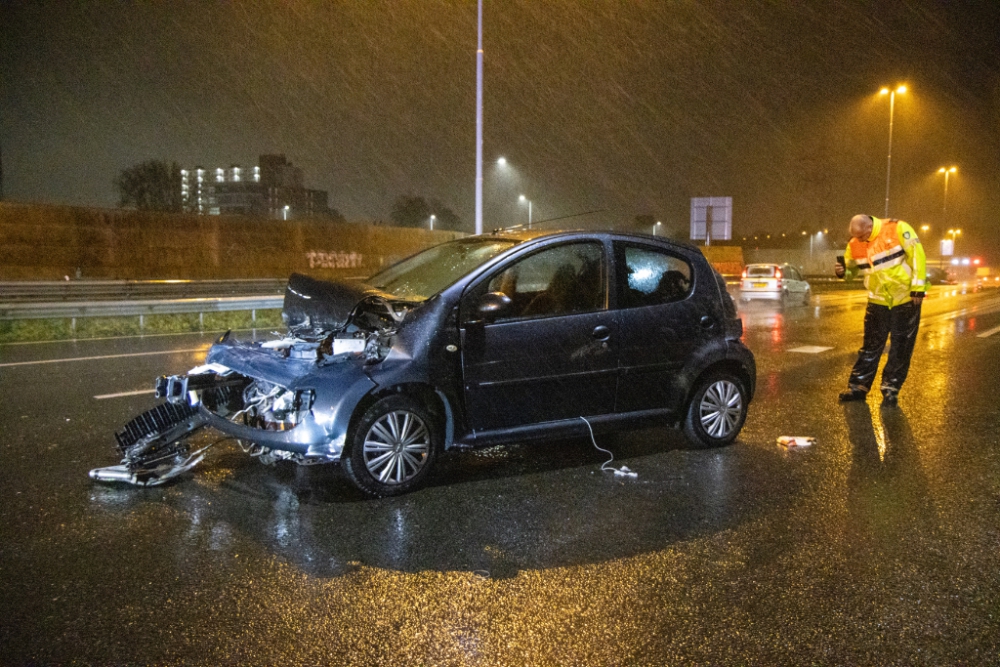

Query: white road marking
[[977, 324, 1000, 338], [0, 347, 206, 368], [922, 295, 1000, 326], [94, 389, 156, 400], [788, 346, 834, 354]]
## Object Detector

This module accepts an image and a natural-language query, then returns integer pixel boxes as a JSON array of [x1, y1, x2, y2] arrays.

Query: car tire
[[343, 394, 440, 497], [682, 372, 748, 448]]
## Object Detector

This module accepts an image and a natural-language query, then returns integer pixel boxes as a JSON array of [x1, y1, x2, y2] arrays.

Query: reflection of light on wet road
[[870, 403, 887, 463]]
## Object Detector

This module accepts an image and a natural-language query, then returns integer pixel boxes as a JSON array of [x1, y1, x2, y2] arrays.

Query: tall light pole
[[429, 214, 436, 231], [808, 229, 827, 263], [879, 84, 907, 217], [283, 205, 290, 220], [518, 194, 532, 228], [653, 220, 662, 236], [938, 166, 957, 229], [474, 0, 484, 234]]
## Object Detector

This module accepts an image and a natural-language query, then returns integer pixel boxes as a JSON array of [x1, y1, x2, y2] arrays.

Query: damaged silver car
[[93, 230, 756, 497]]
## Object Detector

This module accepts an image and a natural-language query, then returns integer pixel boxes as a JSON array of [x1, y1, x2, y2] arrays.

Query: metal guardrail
[[0, 279, 287, 302], [0, 296, 284, 321]]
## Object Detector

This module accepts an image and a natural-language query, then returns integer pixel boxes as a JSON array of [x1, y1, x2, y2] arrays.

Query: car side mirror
[[476, 291, 512, 321]]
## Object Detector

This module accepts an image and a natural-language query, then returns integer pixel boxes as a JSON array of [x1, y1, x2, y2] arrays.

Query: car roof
[[480, 228, 701, 251]]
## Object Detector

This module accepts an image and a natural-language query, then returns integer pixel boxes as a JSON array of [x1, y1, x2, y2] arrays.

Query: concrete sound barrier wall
[[0, 202, 463, 281]]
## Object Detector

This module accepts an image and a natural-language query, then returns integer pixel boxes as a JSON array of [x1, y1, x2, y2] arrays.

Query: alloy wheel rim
[[699, 380, 743, 438], [363, 410, 431, 485]]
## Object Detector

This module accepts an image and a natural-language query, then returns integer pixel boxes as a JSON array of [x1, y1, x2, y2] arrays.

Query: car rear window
[[746, 265, 776, 277]]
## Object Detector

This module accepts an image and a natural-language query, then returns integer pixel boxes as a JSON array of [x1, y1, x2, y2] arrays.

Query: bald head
[[849, 215, 873, 241]]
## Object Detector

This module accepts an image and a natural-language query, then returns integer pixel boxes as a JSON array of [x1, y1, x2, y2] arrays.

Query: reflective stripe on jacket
[[843, 217, 926, 307]]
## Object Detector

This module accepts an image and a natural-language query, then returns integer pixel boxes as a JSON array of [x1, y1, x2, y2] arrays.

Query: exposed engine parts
[[91, 277, 405, 487]]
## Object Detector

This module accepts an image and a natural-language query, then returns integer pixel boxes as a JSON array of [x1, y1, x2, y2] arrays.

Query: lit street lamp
[[653, 220, 662, 236], [283, 205, 290, 220], [809, 230, 826, 262], [429, 214, 436, 231], [937, 166, 957, 228], [879, 84, 907, 217], [518, 195, 532, 228]]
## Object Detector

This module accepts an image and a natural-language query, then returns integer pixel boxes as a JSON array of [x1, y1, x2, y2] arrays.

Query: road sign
[[690, 197, 732, 246]]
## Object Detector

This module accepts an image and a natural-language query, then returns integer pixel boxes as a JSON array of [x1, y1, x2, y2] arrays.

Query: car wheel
[[343, 394, 440, 497], [682, 372, 748, 448]]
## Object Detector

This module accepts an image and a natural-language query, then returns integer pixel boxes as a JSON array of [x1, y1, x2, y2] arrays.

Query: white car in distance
[[739, 263, 811, 306]]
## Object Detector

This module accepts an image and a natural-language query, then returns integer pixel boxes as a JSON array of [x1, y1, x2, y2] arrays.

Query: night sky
[[2, 1, 999, 255]]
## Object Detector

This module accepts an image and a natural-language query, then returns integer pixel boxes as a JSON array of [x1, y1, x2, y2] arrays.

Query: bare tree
[[390, 195, 432, 228], [115, 160, 182, 212], [391, 195, 463, 231]]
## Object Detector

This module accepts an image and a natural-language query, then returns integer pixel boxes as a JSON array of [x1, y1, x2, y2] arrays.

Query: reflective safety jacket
[[843, 217, 926, 307]]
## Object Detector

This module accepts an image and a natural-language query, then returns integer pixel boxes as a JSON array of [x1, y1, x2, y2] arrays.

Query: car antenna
[[492, 209, 606, 234]]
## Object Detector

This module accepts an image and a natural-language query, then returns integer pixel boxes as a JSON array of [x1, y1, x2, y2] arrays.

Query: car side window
[[466, 242, 606, 322], [616, 244, 693, 308]]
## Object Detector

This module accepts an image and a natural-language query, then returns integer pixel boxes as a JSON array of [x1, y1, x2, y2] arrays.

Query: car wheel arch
[[684, 360, 754, 408], [342, 382, 453, 461]]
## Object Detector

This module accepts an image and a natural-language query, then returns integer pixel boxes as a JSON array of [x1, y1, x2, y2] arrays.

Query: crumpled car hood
[[282, 272, 397, 332]]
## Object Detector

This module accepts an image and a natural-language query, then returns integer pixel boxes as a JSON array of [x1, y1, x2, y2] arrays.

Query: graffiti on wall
[[306, 251, 364, 270]]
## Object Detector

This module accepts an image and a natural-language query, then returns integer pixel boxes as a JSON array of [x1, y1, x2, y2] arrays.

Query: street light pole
[[519, 194, 532, 228], [653, 221, 662, 236], [474, 0, 483, 235], [938, 166, 956, 228], [429, 214, 436, 231], [880, 85, 907, 217]]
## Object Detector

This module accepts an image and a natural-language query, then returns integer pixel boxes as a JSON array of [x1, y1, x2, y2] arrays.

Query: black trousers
[[848, 300, 921, 394]]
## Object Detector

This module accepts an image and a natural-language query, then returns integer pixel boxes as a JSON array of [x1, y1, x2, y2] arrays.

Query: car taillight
[[775, 268, 782, 280], [741, 268, 748, 279]]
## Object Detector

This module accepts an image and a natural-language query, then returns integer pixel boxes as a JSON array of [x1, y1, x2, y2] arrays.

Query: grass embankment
[[0, 310, 284, 344]]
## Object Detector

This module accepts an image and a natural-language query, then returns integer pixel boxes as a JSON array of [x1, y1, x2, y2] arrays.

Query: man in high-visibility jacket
[[834, 214, 926, 406]]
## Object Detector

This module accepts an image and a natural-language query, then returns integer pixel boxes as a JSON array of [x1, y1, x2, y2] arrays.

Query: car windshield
[[368, 237, 519, 300]]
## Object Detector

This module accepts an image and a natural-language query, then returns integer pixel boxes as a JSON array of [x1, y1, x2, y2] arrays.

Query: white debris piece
[[777, 436, 815, 449]]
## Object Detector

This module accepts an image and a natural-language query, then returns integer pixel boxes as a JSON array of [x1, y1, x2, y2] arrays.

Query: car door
[[613, 241, 707, 414], [783, 264, 806, 299], [459, 241, 618, 432]]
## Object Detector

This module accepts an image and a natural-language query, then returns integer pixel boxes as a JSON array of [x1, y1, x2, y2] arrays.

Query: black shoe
[[839, 389, 867, 402], [881, 390, 898, 407]]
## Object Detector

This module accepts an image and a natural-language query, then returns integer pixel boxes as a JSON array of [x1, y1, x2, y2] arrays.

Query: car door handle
[[700, 315, 715, 330], [592, 325, 611, 341]]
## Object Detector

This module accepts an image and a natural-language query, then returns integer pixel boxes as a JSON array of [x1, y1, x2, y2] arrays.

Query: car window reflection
[[483, 242, 606, 320]]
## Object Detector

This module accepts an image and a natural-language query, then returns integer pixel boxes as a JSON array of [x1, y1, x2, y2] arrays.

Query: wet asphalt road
[[2, 286, 1000, 665]]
